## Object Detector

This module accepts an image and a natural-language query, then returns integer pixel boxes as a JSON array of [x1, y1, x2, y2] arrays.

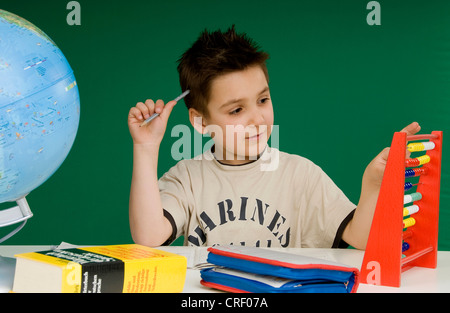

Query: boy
[[128, 26, 420, 249]]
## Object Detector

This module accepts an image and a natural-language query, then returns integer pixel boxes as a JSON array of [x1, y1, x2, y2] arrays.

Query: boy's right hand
[[128, 99, 177, 145]]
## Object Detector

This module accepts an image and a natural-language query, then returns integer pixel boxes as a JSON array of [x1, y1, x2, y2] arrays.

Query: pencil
[[140, 90, 190, 127]]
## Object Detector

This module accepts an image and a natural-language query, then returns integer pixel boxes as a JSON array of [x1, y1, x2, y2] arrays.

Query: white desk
[[1, 245, 450, 293]]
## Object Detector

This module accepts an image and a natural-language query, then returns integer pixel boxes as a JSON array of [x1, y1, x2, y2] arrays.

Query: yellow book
[[12, 244, 187, 293]]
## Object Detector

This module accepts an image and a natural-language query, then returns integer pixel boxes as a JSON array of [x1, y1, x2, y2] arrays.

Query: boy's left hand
[[363, 122, 421, 187], [344, 122, 422, 249]]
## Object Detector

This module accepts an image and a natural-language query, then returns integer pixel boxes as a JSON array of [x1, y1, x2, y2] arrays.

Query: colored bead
[[402, 242, 410, 252], [404, 192, 422, 204], [405, 159, 419, 167], [404, 182, 413, 191], [403, 229, 414, 240], [417, 155, 431, 165], [403, 217, 416, 229], [407, 141, 435, 152], [405, 169, 415, 177], [405, 168, 427, 178], [403, 204, 419, 217], [405, 155, 430, 167]]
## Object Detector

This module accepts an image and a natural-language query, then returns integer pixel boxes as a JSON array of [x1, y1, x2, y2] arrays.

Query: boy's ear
[[189, 108, 208, 135]]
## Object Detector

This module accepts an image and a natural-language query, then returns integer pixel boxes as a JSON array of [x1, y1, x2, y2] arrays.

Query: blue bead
[[405, 169, 415, 177], [404, 182, 413, 191], [402, 242, 410, 252]]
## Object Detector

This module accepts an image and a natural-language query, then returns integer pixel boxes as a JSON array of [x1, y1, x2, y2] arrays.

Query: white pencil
[[140, 90, 190, 127]]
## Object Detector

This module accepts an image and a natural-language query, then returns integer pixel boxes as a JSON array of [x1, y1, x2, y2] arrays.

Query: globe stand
[[0, 197, 33, 292], [0, 197, 33, 228]]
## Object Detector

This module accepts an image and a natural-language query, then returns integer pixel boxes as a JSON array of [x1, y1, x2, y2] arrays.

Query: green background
[[1, 0, 450, 250]]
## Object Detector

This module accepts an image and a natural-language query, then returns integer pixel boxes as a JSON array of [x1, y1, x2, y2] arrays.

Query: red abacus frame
[[360, 131, 442, 287]]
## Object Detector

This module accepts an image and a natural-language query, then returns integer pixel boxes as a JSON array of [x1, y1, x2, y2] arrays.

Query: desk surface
[[1, 245, 450, 293]]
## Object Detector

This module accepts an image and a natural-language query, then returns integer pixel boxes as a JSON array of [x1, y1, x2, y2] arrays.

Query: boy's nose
[[247, 107, 265, 126]]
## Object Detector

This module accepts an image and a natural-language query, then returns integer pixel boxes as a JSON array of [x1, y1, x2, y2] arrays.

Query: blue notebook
[[200, 245, 359, 293]]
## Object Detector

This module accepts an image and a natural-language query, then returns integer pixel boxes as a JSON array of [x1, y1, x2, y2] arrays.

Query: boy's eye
[[229, 108, 242, 115], [259, 97, 270, 104]]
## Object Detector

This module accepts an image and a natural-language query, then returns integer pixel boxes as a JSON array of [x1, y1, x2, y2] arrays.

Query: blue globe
[[0, 10, 80, 204]]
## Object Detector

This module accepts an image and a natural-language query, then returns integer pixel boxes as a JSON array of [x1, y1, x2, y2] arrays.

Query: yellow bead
[[407, 142, 424, 152], [403, 217, 416, 228], [417, 155, 430, 165]]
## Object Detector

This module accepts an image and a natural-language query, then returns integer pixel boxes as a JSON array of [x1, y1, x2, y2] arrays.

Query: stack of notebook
[[200, 245, 359, 293]]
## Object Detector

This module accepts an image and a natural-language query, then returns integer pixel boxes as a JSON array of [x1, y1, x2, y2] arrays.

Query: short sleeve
[[158, 161, 193, 242]]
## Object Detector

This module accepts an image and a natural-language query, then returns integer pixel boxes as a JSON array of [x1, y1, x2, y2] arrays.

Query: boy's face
[[196, 65, 274, 164]]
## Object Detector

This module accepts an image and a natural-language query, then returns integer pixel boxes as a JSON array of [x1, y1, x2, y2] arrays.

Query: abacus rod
[[406, 134, 439, 141], [401, 246, 434, 267]]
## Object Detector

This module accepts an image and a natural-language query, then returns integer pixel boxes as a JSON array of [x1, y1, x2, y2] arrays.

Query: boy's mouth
[[245, 131, 265, 141]]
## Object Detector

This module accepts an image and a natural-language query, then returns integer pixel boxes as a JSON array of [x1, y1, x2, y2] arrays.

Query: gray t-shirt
[[158, 147, 356, 248]]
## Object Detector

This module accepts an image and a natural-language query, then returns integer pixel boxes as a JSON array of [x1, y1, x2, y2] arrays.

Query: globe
[[0, 10, 80, 205]]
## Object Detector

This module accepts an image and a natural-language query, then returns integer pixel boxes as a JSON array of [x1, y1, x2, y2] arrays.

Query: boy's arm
[[128, 99, 177, 247], [342, 122, 421, 250]]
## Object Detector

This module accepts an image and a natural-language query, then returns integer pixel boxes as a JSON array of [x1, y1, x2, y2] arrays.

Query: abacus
[[360, 130, 442, 287]]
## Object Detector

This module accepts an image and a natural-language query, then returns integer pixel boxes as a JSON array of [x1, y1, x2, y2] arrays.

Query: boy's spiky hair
[[177, 25, 269, 116]]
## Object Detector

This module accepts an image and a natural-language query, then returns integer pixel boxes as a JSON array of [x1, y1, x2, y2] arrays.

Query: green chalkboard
[[1, 0, 449, 250]]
